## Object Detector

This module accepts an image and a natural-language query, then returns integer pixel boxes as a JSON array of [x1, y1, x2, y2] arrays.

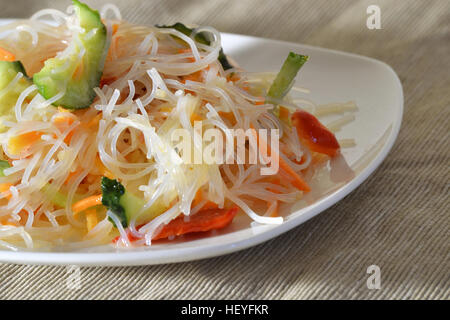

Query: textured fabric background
[[0, 0, 449, 300]]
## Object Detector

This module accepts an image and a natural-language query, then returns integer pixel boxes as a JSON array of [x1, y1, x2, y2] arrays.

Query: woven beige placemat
[[0, 0, 448, 299]]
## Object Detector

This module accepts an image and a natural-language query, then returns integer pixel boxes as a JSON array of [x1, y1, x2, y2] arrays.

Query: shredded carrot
[[0, 47, 15, 61], [251, 125, 310, 192], [0, 183, 13, 200], [112, 24, 119, 35], [64, 169, 81, 185], [95, 155, 114, 179], [85, 209, 98, 232], [192, 189, 202, 205], [52, 114, 75, 127], [72, 194, 102, 214], [8, 131, 43, 155], [218, 111, 236, 125], [178, 48, 195, 62], [191, 189, 219, 211], [279, 106, 290, 123], [190, 113, 203, 124], [182, 70, 203, 83], [52, 113, 77, 144], [227, 73, 241, 82], [254, 97, 265, 106], [87, 113, 102, 128]]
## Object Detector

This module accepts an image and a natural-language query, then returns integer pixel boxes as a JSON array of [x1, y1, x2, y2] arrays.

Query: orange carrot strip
[[251, 126, 310, 192], [72, 194, 102, 214], [8, 131, 43, 155], [153, 207, 238, 241], [0, 47, 15, 61], [190, 113, 202, 125], [112, 24, 119, 35], [218, 111, 236, 125], [85, 209, 98, 232], [254, 97, 265, 106], [191, 189, 219, 211], [95, 155, 114, 179], [279, 106, 290, 123], [0, 183, 13, 200]]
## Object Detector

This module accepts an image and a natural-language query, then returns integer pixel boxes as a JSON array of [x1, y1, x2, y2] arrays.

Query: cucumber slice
[[33, 0, 109, 109], [101, 177, 172, 228], [0, 61, 32, 131]]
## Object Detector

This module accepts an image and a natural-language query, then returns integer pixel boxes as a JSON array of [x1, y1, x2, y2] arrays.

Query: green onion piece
[[267, 52, 308, 106]]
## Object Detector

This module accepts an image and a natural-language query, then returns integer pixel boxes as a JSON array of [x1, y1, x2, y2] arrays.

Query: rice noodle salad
[[0, 1, 357, 251]]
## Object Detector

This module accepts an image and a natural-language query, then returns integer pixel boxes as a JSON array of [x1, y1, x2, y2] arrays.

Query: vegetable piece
[[279, 106, 290, 123], [251, 125, 310, 192], [72, 194, 102, 214], [291, 110, 340, 157], [41, 183, 83, 208], [85, 209, 98, 231], [157, 22, 233, 70], [33, 0, 108, 109], [0, 183, 13, 200], [41, 184, 70, 208], [0, 47, 15, 61], [191, 189, 218, 211], [267, 52, 308, 103], [152, 207, 238, 241], [0, 160, 10, 177], [101, 177, 170, 228], [7, 131, 43, 155], [0, 61, 33, 131]]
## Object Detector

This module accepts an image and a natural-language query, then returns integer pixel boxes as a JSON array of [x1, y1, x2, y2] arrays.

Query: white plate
[[0, 27, 403, 265]]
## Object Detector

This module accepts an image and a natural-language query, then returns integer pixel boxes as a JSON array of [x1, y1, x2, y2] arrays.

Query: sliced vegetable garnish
[[157, 22, 233, 70], [33, 0, 109, 109], [85, 208, 98, 231], [0, 61, 33, 131], [72, 194, 102, 214], [101, 176, 127, 227], [251, 125, 310, 192], [0, 47, 15, 61], [0, 183, 13, 200], [101, 176, 171, 228], [7, 131, 43, 155], [267, 52, 308, 101], [267, 52, 308, 110], [292, 110, 340, 157], [41, 184, 72, 208], [152, 207, 238, 241], [0, 160, 10, 177]]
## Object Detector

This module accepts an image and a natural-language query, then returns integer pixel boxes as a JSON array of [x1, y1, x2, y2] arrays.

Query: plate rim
[[0, 30, 403, 266]]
